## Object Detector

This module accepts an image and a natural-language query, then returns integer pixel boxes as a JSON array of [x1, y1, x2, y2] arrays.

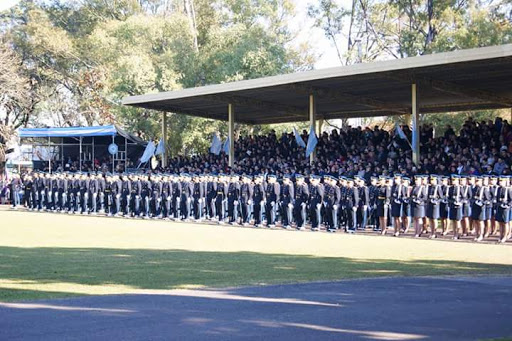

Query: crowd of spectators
[[163, 117, 512, 180]]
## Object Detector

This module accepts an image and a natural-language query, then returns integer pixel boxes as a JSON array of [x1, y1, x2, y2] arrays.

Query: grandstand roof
[[122, 44, 512, 125]]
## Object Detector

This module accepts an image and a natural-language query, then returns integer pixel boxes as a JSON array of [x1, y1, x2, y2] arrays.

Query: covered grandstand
[[123, 44, 512, 167]]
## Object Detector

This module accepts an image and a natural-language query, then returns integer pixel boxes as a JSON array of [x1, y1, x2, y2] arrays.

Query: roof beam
[[283, 83, 410, 115], [155, 105, 227, 121], [391, 74, 512, 106], [205, 94, 308, 120]]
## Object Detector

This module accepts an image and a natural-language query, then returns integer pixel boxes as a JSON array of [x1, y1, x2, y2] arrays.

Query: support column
[[162, 112, 168, 167], [411, 83, 420, 166], [79, 136, 82, 172], [309, 94, 317, 165], [318, 118, 324, 137], [48, 137, 51, 173], [228, 103, 235, 168]]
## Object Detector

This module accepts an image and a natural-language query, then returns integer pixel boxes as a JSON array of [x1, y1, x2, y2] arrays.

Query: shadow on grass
[[0, 246, 511, 301]]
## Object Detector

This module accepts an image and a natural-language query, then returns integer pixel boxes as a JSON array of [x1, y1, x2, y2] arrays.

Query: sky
[[0, 0, 347, 69], [292, 0, 352, 69]]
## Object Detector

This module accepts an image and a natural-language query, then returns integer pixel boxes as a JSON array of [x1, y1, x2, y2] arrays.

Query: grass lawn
[[0, 207, 511, 302]]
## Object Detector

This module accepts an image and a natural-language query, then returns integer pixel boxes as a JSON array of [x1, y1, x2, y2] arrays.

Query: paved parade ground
[[1, 207, 512, 340], [1, 276, 512, 340]]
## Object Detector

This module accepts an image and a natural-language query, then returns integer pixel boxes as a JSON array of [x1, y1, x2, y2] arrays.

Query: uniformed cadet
[[192, 174, 205, 221], [448, 175, 463, 240], [426, 175, 441, 239], [205, 175, 217, 220], [50, 172, 58, 211], [214, 174, 227, 224], [376, 176, 390, 235], [482, 175, 493, 238], [322, 175, 338, 232], [89, 173, 99, 214], [460, 176, 473, 236], [264, 174, 280, 228], [338, 177, 348, 229], [227, 175, 240, 224], [170, 175, 180, 219], [439, 176, 450, 235], [80, 173, 90, 214], [161, 174, 172, 219], [240, 175, 254, 226], [390, 174, 403, 236], [355, 176, 369, 231], [103, 173, 114, 216], [293, 175, 309, 230], [471, 176, 489, 242], [23, 174, 34, 209], [309, 175, 324, 231], [345, 178, 359, 233], [368, 176, 379, 231], [489, 175, 499, 236], [401, 177, 412, 234], [496, 176, 511, 243], [411, 175, 427, 237], [253, 174, 265, 227], [279, 175, 294, 229]]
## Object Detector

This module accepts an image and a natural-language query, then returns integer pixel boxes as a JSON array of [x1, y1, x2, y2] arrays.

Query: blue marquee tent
[[18, 125, 145, 172]]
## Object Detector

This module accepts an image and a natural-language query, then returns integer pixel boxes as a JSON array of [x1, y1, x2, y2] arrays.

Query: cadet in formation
[[9, 171, 512, 243]]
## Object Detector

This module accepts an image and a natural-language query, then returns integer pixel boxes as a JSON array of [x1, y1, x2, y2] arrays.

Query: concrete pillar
[[228, 103, 235, 168], [162, 112, 168, 167], [411, 83, 420, 166], [318, 118, 324, 137], [309, 94, 316, 165]]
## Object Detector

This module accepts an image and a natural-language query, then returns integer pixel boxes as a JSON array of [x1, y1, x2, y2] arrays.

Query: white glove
[[352, 206, 357, 212], [271, 201, 275, 207], [248, 200, 253, 205], [316, 203, 322, 209], [363, 205, 367, 211], [333, 204, 338, 210], [301, 202, 307, 208], [288, 203, 293, 209], [234, 200, 239, 206]]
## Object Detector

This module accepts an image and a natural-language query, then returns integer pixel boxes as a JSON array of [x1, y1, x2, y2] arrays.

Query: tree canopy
[[0, 0, 511, 162]]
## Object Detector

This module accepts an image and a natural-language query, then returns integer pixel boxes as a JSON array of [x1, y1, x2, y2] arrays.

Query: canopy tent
[[123, 44, 512, 167], [18, 125, 146, 172]]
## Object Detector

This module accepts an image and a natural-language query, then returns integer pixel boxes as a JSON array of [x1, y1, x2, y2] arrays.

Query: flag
[[293, 127, 306, 148], [155, 138, 165, 156], [306, 125, 318, 158], [138, 141, 156, 167], [395, 124, 407, 140], [210, 133, 222, 155], [223, 137, 230, 154]]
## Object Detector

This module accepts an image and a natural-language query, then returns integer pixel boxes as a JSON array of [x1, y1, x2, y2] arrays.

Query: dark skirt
[[485, 205, 493, 221], [463, 203, 471, 217], [412, 202, 425, 218], [402, 203, 412, 217], [439, 202, 449, 219], [471, 203, 485, 221], [496, 206, 510, 223], [391, 201, 402, 217], [426, 202, 440, 219], [376, 200, 387, 217], [449, 204, 463, 221]]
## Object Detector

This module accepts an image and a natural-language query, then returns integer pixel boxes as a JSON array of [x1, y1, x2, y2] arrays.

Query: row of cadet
[[7, 171, 512, 243]]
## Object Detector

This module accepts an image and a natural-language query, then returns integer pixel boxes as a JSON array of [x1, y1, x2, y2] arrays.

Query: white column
[[162, 112, 168, 167], [318, 118, 324, 137], [48, 136, 51, 173], [228, 103, 235, 168], [79, 136, 82, 172], [309, 94, 316, 165], [411, 83, 420, 166]]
